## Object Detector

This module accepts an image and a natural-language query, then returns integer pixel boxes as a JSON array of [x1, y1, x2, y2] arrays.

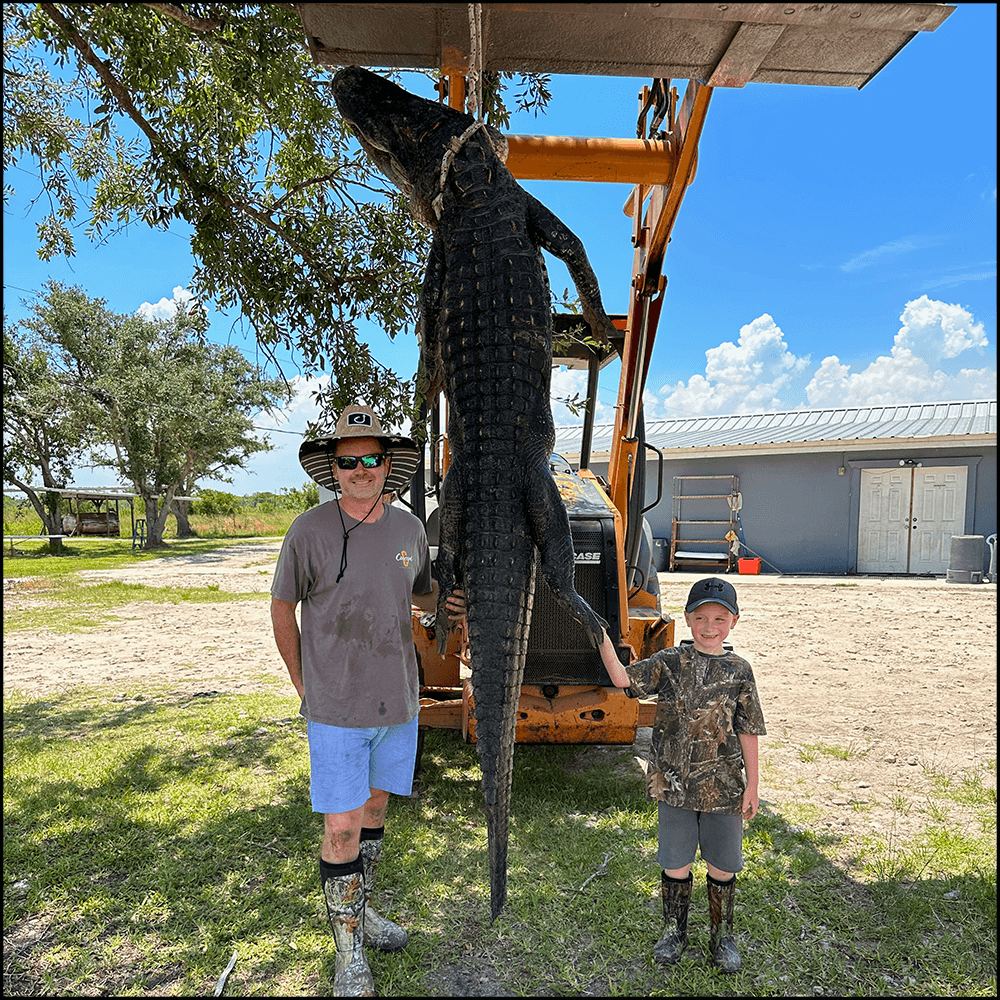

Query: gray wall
[[586, 444, 997, 576]]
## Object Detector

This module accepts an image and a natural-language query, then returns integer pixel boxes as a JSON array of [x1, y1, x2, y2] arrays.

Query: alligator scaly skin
[[333, 68, 613, 919]]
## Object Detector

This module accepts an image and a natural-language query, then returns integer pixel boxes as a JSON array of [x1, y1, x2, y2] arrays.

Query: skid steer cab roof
[[299, 3, 953, 89]]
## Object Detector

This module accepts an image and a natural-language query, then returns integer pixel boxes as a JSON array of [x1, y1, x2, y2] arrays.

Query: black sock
[[707, 873, 736, 887], [663, 872, 693, 884], [319, 854, 362, 886], [360, 826, 385, 843]]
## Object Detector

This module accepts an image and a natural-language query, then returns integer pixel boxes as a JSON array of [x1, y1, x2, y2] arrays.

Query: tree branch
[[141, 3, 224, 33], [38, 3, 357, 289]]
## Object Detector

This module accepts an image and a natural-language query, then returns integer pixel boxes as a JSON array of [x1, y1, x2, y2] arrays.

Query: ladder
[[669, 475, 738, 572]]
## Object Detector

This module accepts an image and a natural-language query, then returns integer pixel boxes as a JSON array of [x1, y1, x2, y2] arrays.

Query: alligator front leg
[[525, 193, 614, 345], [417, 231, 447, 403], [526, 458, 609, 645]]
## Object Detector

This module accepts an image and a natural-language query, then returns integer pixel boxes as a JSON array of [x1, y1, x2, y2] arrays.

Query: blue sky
[[3, 3, 995, 496]]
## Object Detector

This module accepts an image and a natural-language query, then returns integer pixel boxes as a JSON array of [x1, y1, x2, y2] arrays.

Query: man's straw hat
[[298, 404, 420, 496]]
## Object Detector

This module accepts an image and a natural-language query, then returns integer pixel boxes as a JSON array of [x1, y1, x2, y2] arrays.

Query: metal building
[[554, 399, 997, 576]]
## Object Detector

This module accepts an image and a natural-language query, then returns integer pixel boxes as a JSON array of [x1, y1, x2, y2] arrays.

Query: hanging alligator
[[332, 66, 615, 919]]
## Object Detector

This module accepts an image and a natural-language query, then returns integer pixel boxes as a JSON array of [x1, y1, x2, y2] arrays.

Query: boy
[[601, 577, 766, 973]]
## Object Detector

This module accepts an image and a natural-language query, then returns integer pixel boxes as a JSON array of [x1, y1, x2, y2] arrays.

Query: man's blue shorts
[[307, 716, 419, 814]]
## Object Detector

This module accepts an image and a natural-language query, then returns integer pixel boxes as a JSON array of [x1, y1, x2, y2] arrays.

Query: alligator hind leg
[[433, 464, 464, 654], [525, 462, 608, 644]]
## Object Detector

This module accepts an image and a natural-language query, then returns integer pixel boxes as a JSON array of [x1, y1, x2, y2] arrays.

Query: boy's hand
[[741, 787, 758, 821]]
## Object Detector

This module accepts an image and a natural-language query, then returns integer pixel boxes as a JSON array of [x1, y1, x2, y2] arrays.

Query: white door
[[857, 469, 912, 573], [908, 466, 967, 574], [857, 465, 967, 574]]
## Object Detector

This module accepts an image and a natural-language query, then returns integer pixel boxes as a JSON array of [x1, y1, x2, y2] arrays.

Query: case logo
[[574, 551, 601, 564]]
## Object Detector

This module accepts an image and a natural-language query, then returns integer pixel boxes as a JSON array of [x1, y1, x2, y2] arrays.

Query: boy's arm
[[598, 631, 633, 688], [739, 733, 759, 820]]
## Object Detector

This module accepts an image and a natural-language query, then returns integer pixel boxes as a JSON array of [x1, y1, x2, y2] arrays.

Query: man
[[270, 404, 463, 996]]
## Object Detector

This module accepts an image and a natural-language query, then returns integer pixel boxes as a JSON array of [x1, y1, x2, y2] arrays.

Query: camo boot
[[320, 858, 375, 997], [359, 828, 408, 952], [653, 872, 692, 965], [707, 874, 742, 973]]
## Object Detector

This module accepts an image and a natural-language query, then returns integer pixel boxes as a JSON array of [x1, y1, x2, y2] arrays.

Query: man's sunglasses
[[334, 453, 387, 470]]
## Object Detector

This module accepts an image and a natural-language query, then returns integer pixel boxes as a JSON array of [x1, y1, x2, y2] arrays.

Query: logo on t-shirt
[[396, 549, 413, 568]]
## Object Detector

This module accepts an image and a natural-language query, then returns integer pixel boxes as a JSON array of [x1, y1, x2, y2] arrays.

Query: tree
[[23, 282, 289, 547], [3, 3, 550, 429], [2, 318, 84, 550]]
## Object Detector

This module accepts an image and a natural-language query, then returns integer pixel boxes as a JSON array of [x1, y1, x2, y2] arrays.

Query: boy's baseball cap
[[685, 577, 739, 616]]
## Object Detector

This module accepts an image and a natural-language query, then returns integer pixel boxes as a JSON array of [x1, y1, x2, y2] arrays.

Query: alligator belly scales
[[333, 67, 613, 919]]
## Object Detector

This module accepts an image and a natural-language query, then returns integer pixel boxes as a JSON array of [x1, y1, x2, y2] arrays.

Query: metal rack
[[669, 475, 738, 572]]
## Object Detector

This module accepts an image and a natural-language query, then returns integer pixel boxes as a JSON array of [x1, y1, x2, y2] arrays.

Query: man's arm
[[411, 582, 468, 623], [270, 597, 304, 698], [739, 733, 759, 820], [410, 578, 439, 614]]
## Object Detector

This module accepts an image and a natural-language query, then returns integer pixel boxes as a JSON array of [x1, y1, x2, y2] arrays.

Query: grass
[[4, 505, 299, 544], [3, 538, 996, 995], [3, 530, 277, 635], [798, 740, 871, 762], [4, 579, 270, 635], [3, 535, 278, 582], [3, 687, 996, 997]]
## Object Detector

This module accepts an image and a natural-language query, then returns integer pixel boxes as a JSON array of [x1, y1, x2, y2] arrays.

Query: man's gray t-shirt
[[271, 501, 430, 728]]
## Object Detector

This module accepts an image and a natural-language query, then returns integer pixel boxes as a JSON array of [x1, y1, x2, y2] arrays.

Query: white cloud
[[136, 286, 195, 320], [840, 235, 939, 273], [646, 314, 810, 417], [805, 296, 994, 408], [924, 268, 997, 290], [550, 367, 616, 426], [893, 294, 988, 362], [217, 375, 327, 496]]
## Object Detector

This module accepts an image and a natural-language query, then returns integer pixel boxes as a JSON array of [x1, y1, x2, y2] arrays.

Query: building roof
[[554, 399, 997, 460]]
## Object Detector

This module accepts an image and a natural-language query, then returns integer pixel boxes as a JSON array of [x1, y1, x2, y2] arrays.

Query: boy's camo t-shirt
[[626, 644, 766, 814]]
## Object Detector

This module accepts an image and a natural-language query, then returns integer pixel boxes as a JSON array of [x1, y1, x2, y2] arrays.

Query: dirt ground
[[3, 539, 996, 846]]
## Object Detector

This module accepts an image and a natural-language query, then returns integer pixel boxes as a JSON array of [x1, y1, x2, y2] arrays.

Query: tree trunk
[[8, 479, 64, 553], [44, 491, 64, 554], [142, 495, 168, 548], [170, 498, 198, 538]]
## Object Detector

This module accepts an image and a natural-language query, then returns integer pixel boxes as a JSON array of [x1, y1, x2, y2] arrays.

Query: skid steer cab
[[413, 452, 673, 745]]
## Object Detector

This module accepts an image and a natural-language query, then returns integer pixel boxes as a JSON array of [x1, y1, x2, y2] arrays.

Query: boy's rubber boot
[[359, 831, 408, 952], [321, 860, 376, 997], [653, 872, 692, 964], [707, 874, 743, 973]]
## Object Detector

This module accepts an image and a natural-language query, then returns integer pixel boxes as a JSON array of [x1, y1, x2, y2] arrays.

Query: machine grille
[[524, 523, 611, 685]]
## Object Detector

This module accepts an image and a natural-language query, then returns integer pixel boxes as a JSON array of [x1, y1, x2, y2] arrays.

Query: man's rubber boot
[[653, 871, 692, 965], [359, 828, 408, 952], [321, 857, 376, 997], [707, 874, 743, 973]]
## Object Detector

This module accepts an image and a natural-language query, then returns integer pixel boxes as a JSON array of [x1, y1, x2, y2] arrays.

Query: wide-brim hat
[[298, 404, 421, 496], [685, 577, 739, 616]]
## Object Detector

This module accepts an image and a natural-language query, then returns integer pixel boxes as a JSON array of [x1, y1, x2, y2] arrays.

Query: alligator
[[332, 66, 615, 919]]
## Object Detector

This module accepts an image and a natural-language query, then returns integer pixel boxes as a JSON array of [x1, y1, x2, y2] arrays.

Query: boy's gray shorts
[[656, 802, 744, 873]]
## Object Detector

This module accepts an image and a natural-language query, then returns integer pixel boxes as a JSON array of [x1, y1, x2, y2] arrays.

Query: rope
[[430, 4, 506, 220], [467, 3, 483, 122]]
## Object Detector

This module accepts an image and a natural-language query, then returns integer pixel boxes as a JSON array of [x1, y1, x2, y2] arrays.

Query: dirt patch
[[4, 542, 997, 846]]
